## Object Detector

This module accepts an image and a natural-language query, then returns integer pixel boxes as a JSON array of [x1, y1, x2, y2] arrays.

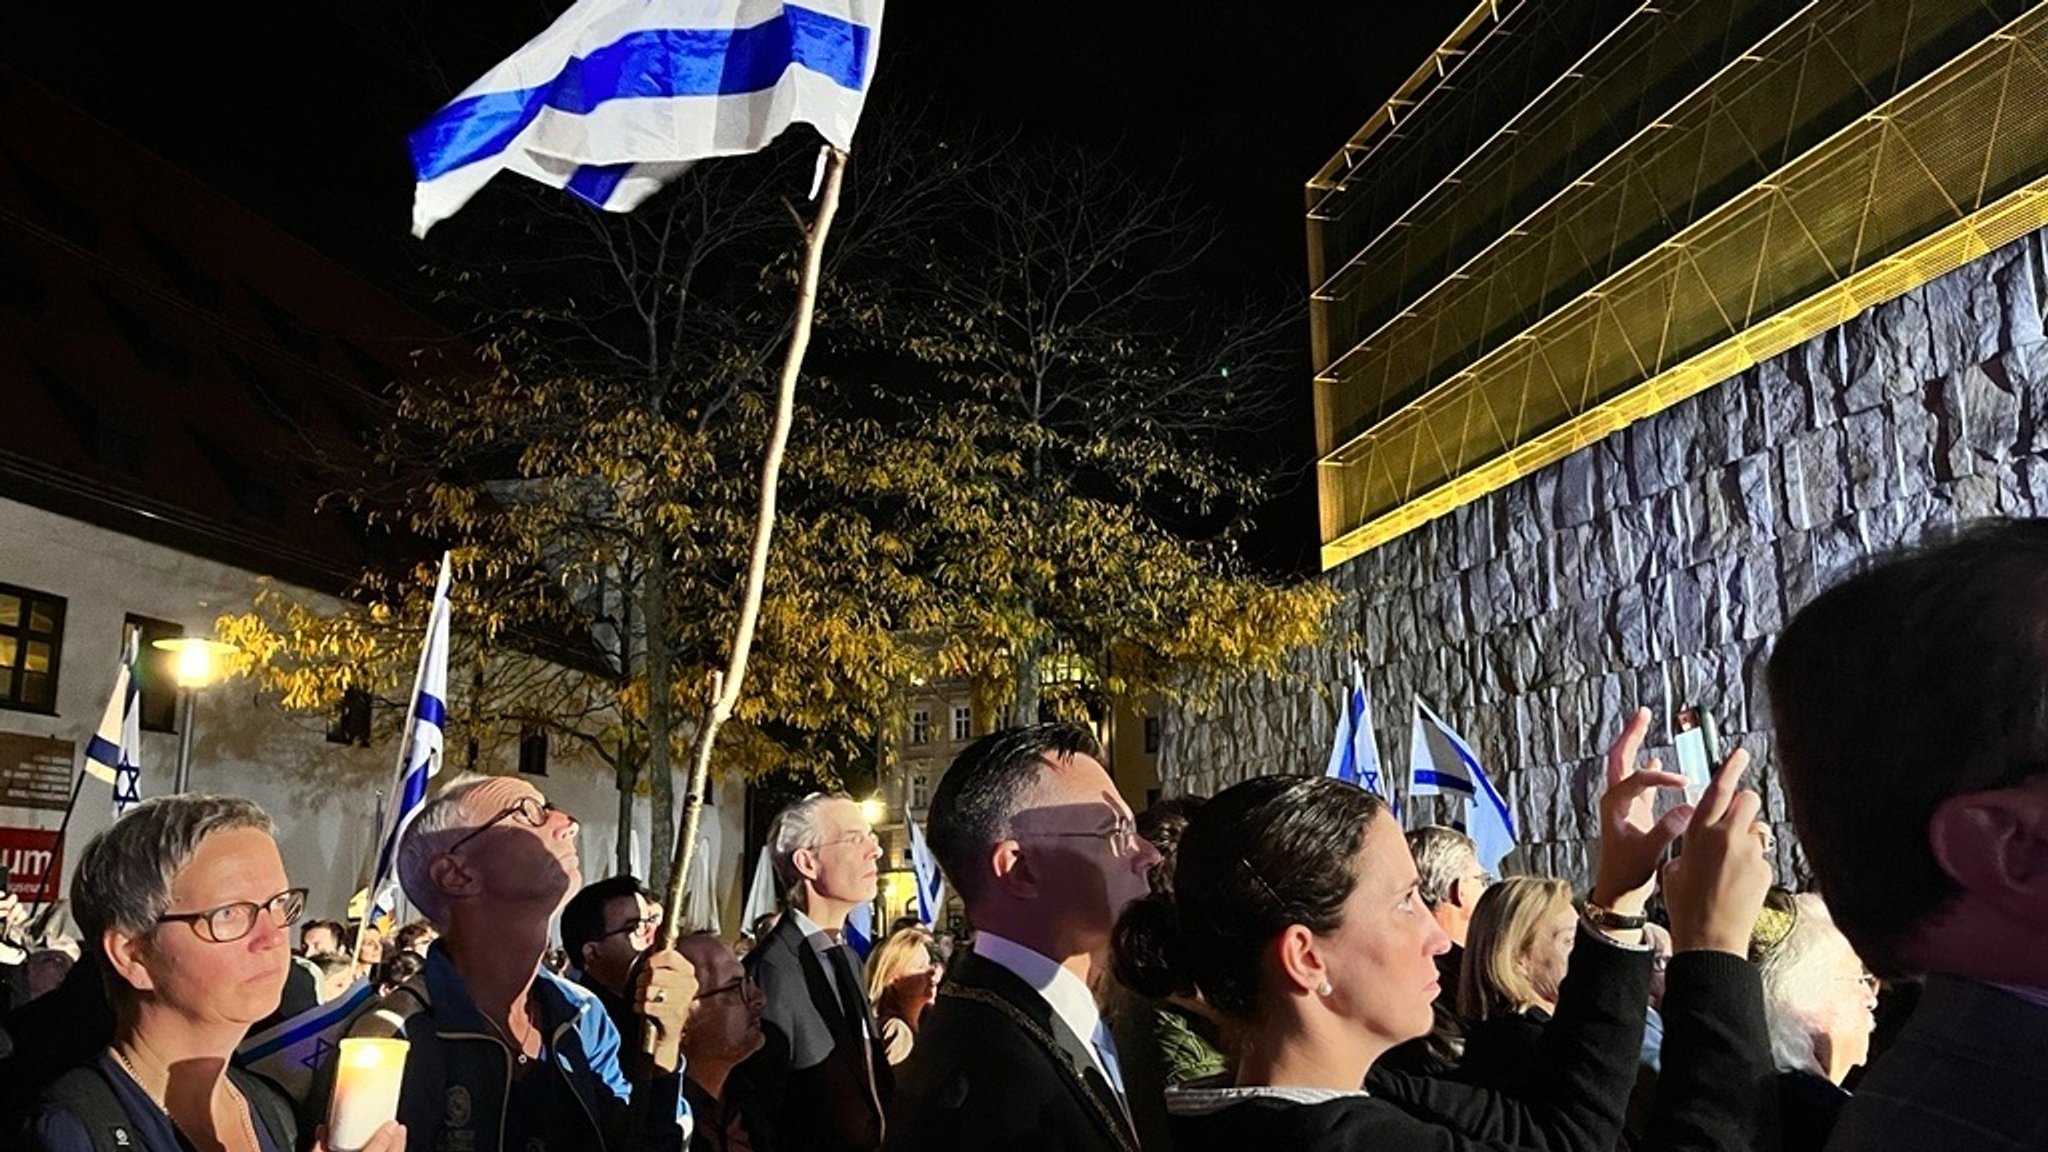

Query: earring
[[1316, 981, 1333, 998]]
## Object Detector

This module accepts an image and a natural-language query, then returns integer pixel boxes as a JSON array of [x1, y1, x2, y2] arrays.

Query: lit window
[[0, 583, 65, 714]]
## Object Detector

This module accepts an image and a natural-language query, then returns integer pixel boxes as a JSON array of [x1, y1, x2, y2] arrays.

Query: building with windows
[[1165, 0, 2048, 884]]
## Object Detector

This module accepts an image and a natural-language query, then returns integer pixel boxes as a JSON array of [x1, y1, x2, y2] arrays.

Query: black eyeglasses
[[596, 908, 663, 942], [156, 887, 309, 944], [1020, 817, 1142, 858], [444, 796, 559, 856], [694, 974, 755, 1003]]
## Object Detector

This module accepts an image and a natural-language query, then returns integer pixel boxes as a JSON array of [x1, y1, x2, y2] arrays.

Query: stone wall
[[1163, 227, 2048, 885]]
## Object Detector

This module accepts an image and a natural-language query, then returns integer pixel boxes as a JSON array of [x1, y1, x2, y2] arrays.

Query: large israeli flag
[[1325, 661, 1396, 818], [370, 556, 452, 914], [410, 0, 887, 237], [1409, 696, 1517, 873], [84, 632, 142, 815], [906, 811, 943, 928]]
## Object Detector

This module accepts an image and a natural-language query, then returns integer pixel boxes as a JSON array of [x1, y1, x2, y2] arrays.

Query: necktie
[[1090, 1019, 1136, 1136], [827, 942, 885, 1132]]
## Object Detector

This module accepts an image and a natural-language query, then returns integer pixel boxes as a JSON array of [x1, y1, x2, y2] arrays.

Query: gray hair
[[72, 795, 273, 946], [1407, 825, 1478, 908], [1758, 892, 1847, 1076], [767, 792, 853, 899], [396, 774, 498, 924]]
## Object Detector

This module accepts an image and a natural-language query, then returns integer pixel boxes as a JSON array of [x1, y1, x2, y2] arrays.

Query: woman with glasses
[[1750, 889, 1879, 1150], [21, 794, 403, 1152]]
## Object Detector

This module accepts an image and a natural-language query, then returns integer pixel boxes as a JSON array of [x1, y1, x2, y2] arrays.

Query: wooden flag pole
[[646, 147, 850, 1056]]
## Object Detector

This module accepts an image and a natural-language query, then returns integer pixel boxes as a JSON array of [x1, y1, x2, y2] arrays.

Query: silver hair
[[71, 795, 273, 946], [767, 792, 853, 899], [1407, 825, 1478, 908], [396, 774, 499, 924], [1758, 892, 1846, 1076]]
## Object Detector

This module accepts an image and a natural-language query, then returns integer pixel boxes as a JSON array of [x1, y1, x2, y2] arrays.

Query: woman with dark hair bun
[[1113, 708, 1776, 1152]]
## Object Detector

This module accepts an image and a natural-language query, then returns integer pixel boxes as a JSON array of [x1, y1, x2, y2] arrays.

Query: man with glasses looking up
[[564, 875, 666, 1055], [735, 790, 891, 1152], [887, 723, 1161, 1152], [328, 774, 698, 1152]]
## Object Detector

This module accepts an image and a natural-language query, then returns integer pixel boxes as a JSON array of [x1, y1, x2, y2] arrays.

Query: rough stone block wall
[[1165, 228, 2048, 886]]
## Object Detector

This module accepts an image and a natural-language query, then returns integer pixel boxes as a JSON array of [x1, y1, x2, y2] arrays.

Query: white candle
[[326, 1037, 409, 1151]]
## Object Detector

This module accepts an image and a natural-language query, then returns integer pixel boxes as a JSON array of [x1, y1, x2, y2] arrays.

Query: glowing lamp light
[[859, 795, 887, 828], [150, 637, 238, 689], [327, 1036, 409, 1151]]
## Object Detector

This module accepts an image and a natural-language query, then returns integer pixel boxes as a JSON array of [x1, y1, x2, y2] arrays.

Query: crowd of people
[[3, 519, 2047, 1151]]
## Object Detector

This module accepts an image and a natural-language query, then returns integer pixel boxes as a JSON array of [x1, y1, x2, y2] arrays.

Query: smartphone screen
[[1672, 706, 1721, 806]]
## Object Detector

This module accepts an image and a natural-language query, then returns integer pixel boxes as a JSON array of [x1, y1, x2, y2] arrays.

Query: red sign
[[0, 827, 61, 903]]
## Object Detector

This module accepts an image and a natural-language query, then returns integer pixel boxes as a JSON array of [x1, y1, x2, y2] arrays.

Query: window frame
[[0, 582, 66, 716]]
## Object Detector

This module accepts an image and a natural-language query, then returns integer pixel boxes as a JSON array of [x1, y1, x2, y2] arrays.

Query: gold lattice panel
[[1311, 0, 2048, 569]]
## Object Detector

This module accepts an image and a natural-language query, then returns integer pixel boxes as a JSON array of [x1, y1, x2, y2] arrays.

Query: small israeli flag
[[1409, 696, 1517, 874], [370, 556, 452, 915], [410, 0, 888, 236], [906, 812, 944, 928], [234, 980, 379, 1105], [84, 632, 142, 815], [1325, 661, 1396, 818]]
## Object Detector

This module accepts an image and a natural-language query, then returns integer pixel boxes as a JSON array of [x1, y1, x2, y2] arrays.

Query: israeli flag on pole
[[370, 556, 452, 915], [1325, 661, 1396, 817], [84, 632, 142, 815], [844, 899, 874, 960], [410, 0, 888, 237], [907, 811, 944, 928], [1409, 696, 1517, 874]]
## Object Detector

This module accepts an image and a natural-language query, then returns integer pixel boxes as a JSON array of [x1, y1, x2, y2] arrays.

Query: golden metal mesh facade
[[1310, 0, 2048, 569]]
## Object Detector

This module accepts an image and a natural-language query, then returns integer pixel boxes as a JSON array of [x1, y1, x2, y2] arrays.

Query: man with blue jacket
[[338, 775, 697, 1152]]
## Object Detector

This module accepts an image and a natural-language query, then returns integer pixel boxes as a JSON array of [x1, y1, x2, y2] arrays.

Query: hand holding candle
[[326, 1037, 410, 1152]]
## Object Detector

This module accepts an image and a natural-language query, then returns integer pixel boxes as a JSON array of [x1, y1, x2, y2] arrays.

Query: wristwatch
[[1583, 902, 1647, 931]]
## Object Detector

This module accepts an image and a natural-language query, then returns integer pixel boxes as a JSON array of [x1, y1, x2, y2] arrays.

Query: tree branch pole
[[647, 146, 850, 1055]]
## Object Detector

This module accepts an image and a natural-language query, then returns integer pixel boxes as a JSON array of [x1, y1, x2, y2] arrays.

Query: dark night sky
[[3, 2, 1459, 567]]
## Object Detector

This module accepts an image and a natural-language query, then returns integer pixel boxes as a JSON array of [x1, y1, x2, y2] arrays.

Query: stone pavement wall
[[1163, 228, 2048, 885]]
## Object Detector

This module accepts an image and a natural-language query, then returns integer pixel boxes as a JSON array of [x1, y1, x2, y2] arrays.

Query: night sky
[[4, 2, 1459, 567]]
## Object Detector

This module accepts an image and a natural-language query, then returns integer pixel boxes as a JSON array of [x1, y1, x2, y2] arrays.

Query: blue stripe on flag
[[415, 692, 447, 731], [1412, 769, 1476, 794], [412, 9, 873, 182], [85, 735, 123, 768], [566, 162, 635, 207], [238, 981, 376, 1063]]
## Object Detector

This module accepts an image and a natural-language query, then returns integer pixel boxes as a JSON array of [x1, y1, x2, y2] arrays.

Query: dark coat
[[886, 951, 1140, 1152], [1824, 976, 2048, 1151], [735, 914, 891, 1152], [1171, 930, 1769, 1152]]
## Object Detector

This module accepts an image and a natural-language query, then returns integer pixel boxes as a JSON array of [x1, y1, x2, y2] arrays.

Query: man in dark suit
[[1769, 519, 2048, 1151], [887, 723, 1161, 1152], [739, 792, 891, 1152]]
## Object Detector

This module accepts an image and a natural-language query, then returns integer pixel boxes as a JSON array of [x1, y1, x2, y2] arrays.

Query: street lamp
[[859, 794, 887, 829], [150, 637, 237, 794]]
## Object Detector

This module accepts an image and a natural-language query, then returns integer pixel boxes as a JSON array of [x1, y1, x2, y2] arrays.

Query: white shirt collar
[[972, 932, 1103, 1047], [789, 908, 836, 954], [1164, 1085, 1370, 1116]]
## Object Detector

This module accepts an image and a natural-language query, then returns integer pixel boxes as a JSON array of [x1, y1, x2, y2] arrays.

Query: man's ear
[[1928, 782, 2048, 924], [987, 840, 1034, 899], [791, 847, 822, 885], [103, 926, 154, 994], [428, 853, 479, 909]]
